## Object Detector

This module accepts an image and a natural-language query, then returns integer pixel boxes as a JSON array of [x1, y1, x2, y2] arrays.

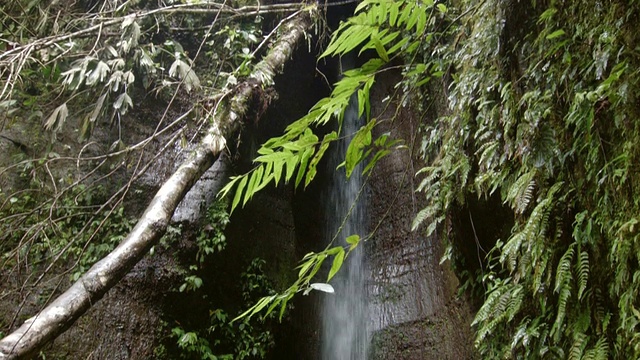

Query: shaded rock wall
[[365, 70, 477, 359]]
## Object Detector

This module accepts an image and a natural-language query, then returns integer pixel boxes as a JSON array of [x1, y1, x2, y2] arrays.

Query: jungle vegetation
[[1, 0, 640, 359]]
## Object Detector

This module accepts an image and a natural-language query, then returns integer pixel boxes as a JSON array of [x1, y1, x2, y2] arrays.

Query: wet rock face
[[44, 251, 182, 359], [365, 71, 477, 359], [369, 299, 476, 360]]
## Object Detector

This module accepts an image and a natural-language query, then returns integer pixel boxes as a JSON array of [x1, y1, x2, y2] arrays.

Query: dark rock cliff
[[365, 70, 477, 360]]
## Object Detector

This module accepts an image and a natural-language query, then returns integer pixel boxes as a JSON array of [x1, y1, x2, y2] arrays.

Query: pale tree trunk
[[0, 7, 315, 359]]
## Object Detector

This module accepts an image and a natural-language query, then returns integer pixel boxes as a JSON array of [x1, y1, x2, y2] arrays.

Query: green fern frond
[[553, 284, 572, 342], [555, 243, 575, 293], [473, 281, 526, 346], [576, 249, 589, 301], [532, 249, 551, 293], [506, 285, 524, 322], [582, 337, 609, 360], [518, 241, 532, 272], [495, 289, 512, 316], [593, 288, 611, 334], [505, 170, 536, 215], [553, 243, 575, 342], [510, 319, 530, 351], [416, 166, 441, 192], [473, 282, 508, 327], [501, 231, 525, 271], [523, 196, 552, 242], [477, 140, 499, 171], [411, 204, 440, 232], [530, 124, 558, 170], [569, 332, 588, 360]]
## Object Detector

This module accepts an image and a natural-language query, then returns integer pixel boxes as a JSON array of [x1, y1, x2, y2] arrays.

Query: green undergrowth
[[0, 178, 134, 284], [152, 200, 286, 360], [157, 252, 283, 360]]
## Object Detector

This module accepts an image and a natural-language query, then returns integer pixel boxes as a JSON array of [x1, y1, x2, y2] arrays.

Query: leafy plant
[[219, 0, 640, 358], [0, 181, 134, 282], [169, 259, 279, 360], [177, 199, 230, 293], [0, 0, 272, 143]]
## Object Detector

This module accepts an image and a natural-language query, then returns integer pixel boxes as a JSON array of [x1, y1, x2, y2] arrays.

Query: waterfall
[[321, 76, 369, 359]]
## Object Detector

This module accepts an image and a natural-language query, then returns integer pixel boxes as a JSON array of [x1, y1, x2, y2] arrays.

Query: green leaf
[[285, 150, 299, 181], [273, 159, 284, 185], [415, 8, 427, 34], [295, 147, 314, 187], [363, 149, 390, 175], [306, 131, 337, 186], [236, 295, 276, 321], [298, 257, 315, 278], [372, 34, 389, 62], [244, 165, 264, 206], [346, 234, 360, 251], [345, 119, 376, 178], [388, 2, 399, 26], [218, 176, 242, 200], [327, 247, 345, 281], [546, 29, 565, 40], [231, 176, 248, 211]]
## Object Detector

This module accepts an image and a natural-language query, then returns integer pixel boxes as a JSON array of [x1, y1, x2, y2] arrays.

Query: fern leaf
[[553, 284, 572, 342], [555, 243, 575, 293], [582, 337, 609, 360], [473, 283, 507, 327], [569, 332, 588, 360], [411, 204, 439, 231], [506, 285, 524, 322], [533, 249, 550, 293], [576, 249, 589, 301], [505, 170, 536, 214], [501, 231, 525, 271]]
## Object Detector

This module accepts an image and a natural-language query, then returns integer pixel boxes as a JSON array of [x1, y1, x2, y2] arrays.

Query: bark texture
[[0, 7, 315, 359]]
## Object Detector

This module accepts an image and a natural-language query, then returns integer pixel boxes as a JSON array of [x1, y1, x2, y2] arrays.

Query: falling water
[[321, 79, 368, 359]]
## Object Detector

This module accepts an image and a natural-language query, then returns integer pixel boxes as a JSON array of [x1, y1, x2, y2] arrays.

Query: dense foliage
[[420, 1, 640, 358], [228, 0, 640, 358]]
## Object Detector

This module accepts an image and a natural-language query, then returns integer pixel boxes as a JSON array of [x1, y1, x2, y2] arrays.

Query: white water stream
[[321, 88, 369, 360]]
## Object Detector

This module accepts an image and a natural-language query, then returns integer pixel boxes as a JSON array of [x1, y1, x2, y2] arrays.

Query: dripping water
[[321, 56, 368, 360]]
